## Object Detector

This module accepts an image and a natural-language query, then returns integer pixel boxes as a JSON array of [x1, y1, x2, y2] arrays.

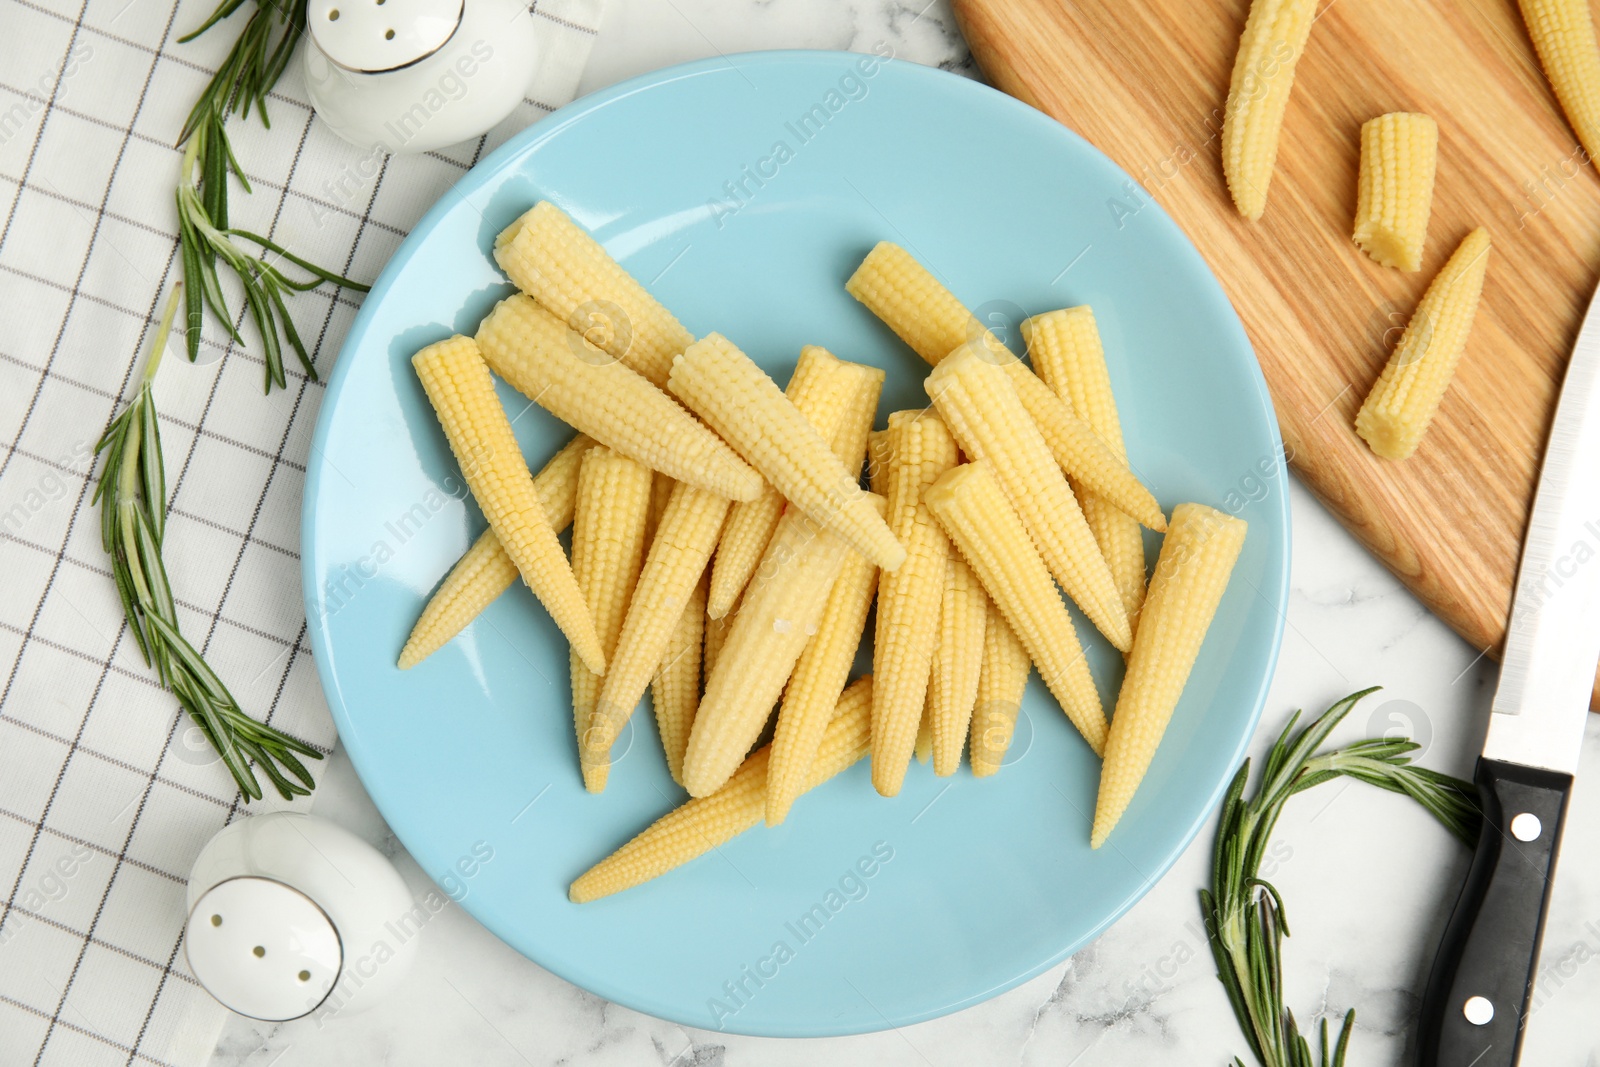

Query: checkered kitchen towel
[[0, 0, 604, 1061]]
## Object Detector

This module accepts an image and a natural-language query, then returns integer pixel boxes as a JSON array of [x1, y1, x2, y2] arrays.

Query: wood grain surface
[[951, 0, 1600, 707]]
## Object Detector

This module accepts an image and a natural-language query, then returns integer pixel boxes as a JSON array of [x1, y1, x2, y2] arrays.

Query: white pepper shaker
[[184, 812, 418, 1021], [301, 0, 541, 154]]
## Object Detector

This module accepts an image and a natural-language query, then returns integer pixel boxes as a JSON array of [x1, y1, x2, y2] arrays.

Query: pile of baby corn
[[398, 203, 1247, 903]]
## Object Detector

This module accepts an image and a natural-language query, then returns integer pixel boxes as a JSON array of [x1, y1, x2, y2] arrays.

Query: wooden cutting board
[[952, 0, 1600, 707]]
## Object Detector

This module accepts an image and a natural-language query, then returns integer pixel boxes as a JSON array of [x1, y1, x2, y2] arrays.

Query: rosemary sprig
[[1201, 688, 1480, 1067], [175, 0, 369, 391], [94, 286, 323, 801]]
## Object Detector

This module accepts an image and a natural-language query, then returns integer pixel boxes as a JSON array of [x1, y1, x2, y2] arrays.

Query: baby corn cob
[[1356, 228, 1491, 460], [871, 411, 959, 797], [398, 530, 518, 670], [925, 462, 1107, 755], [397, 433, 594, 668], [847, 243, 1162, 529], [587, 484, 731, 782], [866, 429, 891, 495], [681, 506, 854, 797], [493, 202, 694, 388], [1519, 0, 1600, 167], [569, 448, 653, 792], [831, 353, 885, 478], [1093, 504, 1247, 848], [669, 333, 905, 570], [572, 749, 770, 904], [412, 336, 604, 674], [476, 295, 761, 501], [1024, 309, 1149, 629], [927, 556, 988, 776], [1353, 113, 1439, 273], [970, 603, 1030, 777], [708, 347, 882, 619], [652, 573, 706, 786], [927, 347, 1132, 652], [1221, 0, 1318, 219], [569, 677, 872, 903], [765, 495, 886, 826]]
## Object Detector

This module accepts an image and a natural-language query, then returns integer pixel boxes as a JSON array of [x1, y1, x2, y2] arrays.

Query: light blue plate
[[302, 51, 1289, 1037]]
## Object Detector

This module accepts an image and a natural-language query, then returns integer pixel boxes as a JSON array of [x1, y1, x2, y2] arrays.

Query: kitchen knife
[[1416, 276, 1600, 1066]]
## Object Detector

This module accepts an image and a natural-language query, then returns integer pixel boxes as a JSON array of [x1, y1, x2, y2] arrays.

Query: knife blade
[[1417, 275, 1600, 1067]]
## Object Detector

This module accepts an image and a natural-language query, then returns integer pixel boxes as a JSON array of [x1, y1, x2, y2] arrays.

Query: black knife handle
[[1416, 757, 1572, 1066]]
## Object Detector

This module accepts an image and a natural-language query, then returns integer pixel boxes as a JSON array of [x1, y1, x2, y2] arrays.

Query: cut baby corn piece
[[871, 411, 959, 797], [1221, 0, 1318, 219], [652, 572, 706, 787], [476, 295, 761, 501], [969, 603, 1030, 777], [708, 346, 883, 619], [398, 433, 594, 668], [800, 344, 887, 464], [926, 347, 1132, 652], [1023, 309, 1148, 630], [493, 201, 694, 388], [847, 243, 1163, 529], [681, 505, 854, 797], [1356, 228, 1491, 460], [411, 336, 604, 673], [928, 556, 988, 776], [847, 242, 980, 366], [925, 461, 1108, 755], [569, 448, 653, 793], [669, 333, 905, 570], [765, 495, 886, 826], [569, 677, 872, 903], [1520, 0, 1600, 167], [1093, 504, 1247, 848], [587, 483, 731, 781], [1353, 113, 1439, 273]]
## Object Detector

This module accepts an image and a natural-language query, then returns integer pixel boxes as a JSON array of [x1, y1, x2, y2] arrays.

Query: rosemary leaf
[[97, 287, 322, 801], [1203, 689, 1480, 1067], [139, 396, 164, 545], [175, 0, 369, 392]]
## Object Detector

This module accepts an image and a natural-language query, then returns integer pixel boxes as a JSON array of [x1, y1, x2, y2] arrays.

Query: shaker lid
[[184, 877, 343, 1021], [307, 0, 462, 74]]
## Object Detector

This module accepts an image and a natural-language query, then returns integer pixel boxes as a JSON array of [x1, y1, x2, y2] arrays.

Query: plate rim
[[300, 48, 1291, 1036]]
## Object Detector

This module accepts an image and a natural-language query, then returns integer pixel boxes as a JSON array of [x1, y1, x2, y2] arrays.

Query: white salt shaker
[[301, 0, 541, 154], [184, 812, 418, 1021]]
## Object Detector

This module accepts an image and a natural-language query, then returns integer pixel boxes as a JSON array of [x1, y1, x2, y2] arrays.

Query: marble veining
[[209, 2, 1600, 1062]]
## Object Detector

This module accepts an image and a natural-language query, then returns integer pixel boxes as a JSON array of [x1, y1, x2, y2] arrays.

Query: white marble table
[[210, 1, 1600, 1062]]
